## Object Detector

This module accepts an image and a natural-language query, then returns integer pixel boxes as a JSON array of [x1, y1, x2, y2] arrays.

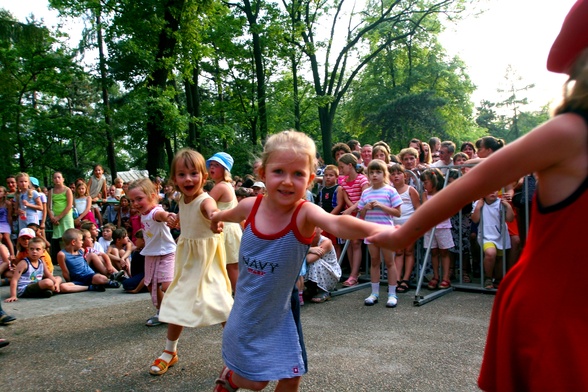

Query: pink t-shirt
[[339, 174, 369, 205]]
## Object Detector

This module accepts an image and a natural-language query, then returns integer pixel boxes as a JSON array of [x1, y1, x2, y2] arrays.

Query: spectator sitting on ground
[[99, 223, 116, 251], [123, 230, 147, 293], [57, 228, 120, 292], [15, 228, 53, 274], [107, 228, 132, 277], [303, 227, 341, 303], [4, 237, 65, 301], [81, 229, 124, 282]]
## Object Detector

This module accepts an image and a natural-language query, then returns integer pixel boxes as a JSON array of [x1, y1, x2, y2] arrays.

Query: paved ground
[[0, 268, 494, 392]]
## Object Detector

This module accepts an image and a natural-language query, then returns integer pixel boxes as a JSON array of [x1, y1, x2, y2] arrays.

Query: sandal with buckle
[[311, 290, 331, 303], [149, 350, 178, 376], [396, 280, 410, 293], [342, 276, 358, 287]]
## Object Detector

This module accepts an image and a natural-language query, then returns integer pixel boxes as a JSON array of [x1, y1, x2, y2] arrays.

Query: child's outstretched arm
[[367, 113, 586, 251], [210, 196, 255, 232], [303, 203, 387, 240]]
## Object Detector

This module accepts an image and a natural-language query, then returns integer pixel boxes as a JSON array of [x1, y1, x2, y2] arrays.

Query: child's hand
[[366, 225, 402, 250], [166, 213, 178, 228], [210, 211, 224, 233], [4, 296, 17, 303]]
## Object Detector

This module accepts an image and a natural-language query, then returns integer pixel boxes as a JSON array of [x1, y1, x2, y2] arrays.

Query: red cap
[[547, 0, 588, 74]]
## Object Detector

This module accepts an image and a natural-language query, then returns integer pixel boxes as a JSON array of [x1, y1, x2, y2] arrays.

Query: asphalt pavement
[[0, 268, 494, 392]]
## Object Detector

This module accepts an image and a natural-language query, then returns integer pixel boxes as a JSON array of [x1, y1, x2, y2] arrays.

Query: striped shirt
[[339, 174, 368, 205], [358, 185, 402, 225]]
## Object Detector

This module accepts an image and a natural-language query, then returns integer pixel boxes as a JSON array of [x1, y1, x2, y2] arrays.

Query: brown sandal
[[149, 350, 178, 376]]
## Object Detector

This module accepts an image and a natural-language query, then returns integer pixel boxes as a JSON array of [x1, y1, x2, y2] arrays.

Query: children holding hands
[[148, 148, 232, 377], [127, 178, 176, 327]]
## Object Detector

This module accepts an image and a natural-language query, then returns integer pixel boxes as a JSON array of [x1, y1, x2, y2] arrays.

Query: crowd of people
[[0, 133, 530, 361], [2, 0, 587, 390]]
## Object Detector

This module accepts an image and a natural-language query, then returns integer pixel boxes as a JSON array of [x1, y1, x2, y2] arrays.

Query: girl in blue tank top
[[211, 130, 386, 391]]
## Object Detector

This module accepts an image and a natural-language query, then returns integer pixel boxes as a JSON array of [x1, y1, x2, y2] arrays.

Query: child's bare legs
[[507, 235, 521, 270], [59, 282, 89, 293], [365, 244, 381, 305], [92, 206, 102, 227], [397, 243, 415, 283], [1, 234, 15, 259], [368, 244, 381, 285], [87, 253, 117, 276], [226, 263, 238, 293], [430, 248, 440, 282], [483, 245, 497, 288], [439, 248, 451, 283], [345, 239, 362, 284]]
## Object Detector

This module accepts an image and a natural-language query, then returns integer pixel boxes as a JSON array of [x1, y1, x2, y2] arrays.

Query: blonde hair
[[555, 48, 588, 115], [15, 172, 33, 200], [367, 159, 390, 184], [398, 147, 419, 162], [261, 130, 317, 174], [128, 178, 158, 204], [0, 186, 6, 203], [169, 148, 208, 194], [323, 164, 339, 177]]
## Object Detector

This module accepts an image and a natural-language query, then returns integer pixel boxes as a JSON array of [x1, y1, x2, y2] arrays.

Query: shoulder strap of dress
[[244, 194, 264, 228]]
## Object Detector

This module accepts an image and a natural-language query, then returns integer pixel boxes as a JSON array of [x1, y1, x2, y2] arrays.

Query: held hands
[[210, 211, 224, 234], [365, 225, 402, 251], [166, 213, 179, 229]]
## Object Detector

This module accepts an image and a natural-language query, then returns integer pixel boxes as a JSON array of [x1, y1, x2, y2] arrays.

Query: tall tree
[[283, 0, 465, 162]]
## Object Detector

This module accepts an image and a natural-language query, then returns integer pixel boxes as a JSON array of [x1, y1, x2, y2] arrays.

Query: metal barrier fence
[[329, 164, 534, 306]]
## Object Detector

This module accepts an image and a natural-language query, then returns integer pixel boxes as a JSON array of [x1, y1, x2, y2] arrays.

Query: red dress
[[478, 176, 588, 391]]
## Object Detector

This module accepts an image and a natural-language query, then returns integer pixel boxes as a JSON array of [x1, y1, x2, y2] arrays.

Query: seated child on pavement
[[80, 229, 124, 282], [99, 223, 116, 251], [123, 230, 147, 293], [107, 228, 133, 277], [4, 237, 75, 301], [57, 228, 120, 292], [15, 228, 53, 274]]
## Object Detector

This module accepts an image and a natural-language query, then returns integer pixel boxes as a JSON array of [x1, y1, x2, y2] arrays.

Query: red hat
[[547, 0, 588, 74]]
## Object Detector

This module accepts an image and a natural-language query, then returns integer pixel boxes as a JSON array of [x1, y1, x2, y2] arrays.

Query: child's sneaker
[[364, 294, 379, 306], [386, 294, 398, 308], [214, 366, 239, 392], [105, 280, 120, 289], [88, 284, 106, 292], [110, 270, 125, 282]]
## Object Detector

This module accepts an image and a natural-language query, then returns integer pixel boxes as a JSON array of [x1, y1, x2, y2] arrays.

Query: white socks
[[150, 338, 178, 372]]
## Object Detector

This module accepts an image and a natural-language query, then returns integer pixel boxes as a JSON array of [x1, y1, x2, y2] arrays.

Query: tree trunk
[[242, 0, 266, 144], [145, 0, 184, 176], [96, 10, 117, 180]]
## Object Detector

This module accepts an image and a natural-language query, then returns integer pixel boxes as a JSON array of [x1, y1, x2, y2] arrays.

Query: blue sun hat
[[29, 177, 40, 188], [206, 152, 234, 172]]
